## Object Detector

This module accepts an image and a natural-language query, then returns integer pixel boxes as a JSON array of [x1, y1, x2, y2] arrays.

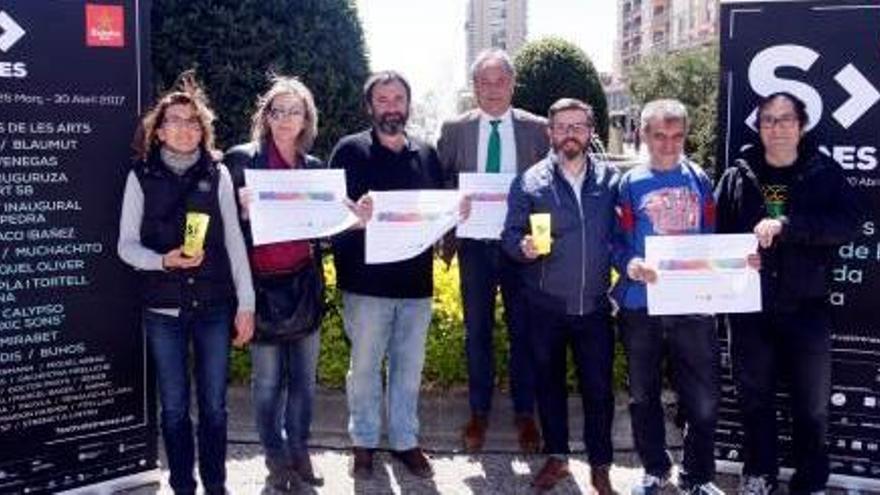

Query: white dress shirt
[[477, 108, 517, 173]]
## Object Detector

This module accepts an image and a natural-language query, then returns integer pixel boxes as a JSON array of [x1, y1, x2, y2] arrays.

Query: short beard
[[561, 147, 584, 161], [556, 138, 586, 161], [374, 113, 407, 135]]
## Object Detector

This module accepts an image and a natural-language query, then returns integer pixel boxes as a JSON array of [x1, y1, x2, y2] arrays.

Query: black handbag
[[253, 260, 324, 343]]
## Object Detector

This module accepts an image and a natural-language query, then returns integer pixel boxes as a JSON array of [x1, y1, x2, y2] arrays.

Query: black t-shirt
[[329, 129, 444, 298], [755, 159, 798, 219], [753, 155, 803, 311]]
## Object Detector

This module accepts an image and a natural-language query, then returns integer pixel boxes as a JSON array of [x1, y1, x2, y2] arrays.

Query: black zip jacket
[[714, 146, 861, 311]]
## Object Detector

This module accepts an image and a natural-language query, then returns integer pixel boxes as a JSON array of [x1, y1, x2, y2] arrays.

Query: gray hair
[[470, 48, 516, 82], [640, 98, 689, 133]]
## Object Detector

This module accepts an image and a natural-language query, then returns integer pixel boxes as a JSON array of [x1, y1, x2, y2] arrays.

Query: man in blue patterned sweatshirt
[[613, 99, 722, 495]]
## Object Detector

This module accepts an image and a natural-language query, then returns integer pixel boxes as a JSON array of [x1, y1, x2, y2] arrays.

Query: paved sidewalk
[[134, 444, 726, 494], [122, 386, 756, 494]]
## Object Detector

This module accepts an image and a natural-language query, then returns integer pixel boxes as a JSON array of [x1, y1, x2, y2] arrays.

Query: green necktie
[[486, 119, 501, 173]]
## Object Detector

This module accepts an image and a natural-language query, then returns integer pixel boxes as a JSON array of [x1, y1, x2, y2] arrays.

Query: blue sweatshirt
[[612, 160, 715, 309]]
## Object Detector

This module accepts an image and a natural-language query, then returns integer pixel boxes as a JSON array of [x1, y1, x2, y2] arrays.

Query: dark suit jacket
[[437, 107, 549, 187]]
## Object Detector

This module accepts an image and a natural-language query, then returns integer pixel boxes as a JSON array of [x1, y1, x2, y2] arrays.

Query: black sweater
[[329, 130, 444, 298], [714, 146, 861, 310]]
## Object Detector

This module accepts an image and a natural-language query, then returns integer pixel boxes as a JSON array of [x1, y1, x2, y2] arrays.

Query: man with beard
[[502, 98, 618, 494], [437, 48, 548, 454], [328, 71, 444, 480]]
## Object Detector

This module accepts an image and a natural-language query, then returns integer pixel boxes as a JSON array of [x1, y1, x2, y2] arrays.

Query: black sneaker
[[351, 447, 375, 480], [292, 453, 324, 487]]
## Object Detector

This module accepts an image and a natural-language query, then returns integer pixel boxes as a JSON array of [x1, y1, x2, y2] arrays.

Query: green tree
[[151, 0, 370, 156], [629, 45, 719, 175], [512, 37, 609, 144]]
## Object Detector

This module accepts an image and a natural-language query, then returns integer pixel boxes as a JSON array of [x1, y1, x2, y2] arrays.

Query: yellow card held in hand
[[529, 213, 552, 255], [182, 212, 210, 257]]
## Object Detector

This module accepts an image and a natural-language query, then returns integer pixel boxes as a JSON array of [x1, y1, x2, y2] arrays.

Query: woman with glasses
[[715, 92, 860, 495], [224, 76, 324, 494], [117, 72, 255, 495]]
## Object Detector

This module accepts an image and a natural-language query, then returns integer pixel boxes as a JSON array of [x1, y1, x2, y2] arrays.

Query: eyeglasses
[[758, 114, 799, 130], [162, 116, 202, 131], [551, 122, 592, 135], [268, 106, 305, 121]]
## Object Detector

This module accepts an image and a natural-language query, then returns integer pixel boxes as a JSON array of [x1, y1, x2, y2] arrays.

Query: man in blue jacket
[[502, 98, 618, 494]]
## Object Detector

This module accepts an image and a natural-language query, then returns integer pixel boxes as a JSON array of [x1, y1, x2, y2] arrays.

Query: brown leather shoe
[[461, 414, 489, 453], [391, 447, 434, 478], [590, 465, 617, 495], [514, 415, 541, 453], [351, 447, 374, 480], [532, 457, 571, 491]]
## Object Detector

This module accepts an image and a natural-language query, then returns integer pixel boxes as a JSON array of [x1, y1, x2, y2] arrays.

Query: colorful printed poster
[[456, 172, 515, 240], [366, 190, 461, 264], [245, 169, 358, 245], [646, 233, 761, 315]]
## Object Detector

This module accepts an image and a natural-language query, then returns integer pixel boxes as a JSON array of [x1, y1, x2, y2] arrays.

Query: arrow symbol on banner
[[0, 11, 24, 53], [833, 64, 880, 129]]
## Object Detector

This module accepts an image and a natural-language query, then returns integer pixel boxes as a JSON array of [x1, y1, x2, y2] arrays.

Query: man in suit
[[437, 48, 549, 453]]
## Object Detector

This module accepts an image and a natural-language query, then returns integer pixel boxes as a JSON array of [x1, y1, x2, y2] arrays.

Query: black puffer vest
[[135, 148, 235, 310]]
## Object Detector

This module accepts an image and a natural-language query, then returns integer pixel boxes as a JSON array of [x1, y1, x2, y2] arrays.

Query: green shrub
[[315, 256, 350, 389], [512, 37, 610, 145], [629, 45, 719, 176], [230, 255, 630, 393], [422, 258, 468, 389], [151, 0, 370, 156]]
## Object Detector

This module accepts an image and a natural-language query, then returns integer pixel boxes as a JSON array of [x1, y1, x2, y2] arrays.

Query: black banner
[[718, 0, 880, 486], [0, 1, 155, 493]]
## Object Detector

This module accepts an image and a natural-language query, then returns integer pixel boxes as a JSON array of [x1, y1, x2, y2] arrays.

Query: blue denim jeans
[[619, 310, 719, 487], [143, 306, 233, 494], [458, 239, 535, 416], [341, 292, 431, 450], [250, 330, 320, 465]]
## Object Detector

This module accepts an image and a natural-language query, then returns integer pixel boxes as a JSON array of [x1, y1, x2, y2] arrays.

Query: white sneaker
[[739, 476, 771, 495], [632, 473, 669, 495], [686, 481, 726, 495]]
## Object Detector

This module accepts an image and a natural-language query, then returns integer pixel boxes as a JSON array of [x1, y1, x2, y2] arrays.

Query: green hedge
[[512, 37, 610, 145], [151, 0, 369, 156], [231, 256, 629, 392]]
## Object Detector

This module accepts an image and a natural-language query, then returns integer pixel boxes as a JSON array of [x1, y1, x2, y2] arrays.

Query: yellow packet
[[529, 213, 552, 255], [182, 212, 210, 257]]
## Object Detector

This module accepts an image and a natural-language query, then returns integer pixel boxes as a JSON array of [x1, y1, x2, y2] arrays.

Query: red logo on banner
[[85, 4, 124, 47]]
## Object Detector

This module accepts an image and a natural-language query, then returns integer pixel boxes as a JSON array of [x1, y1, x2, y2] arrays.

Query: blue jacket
[[502, 153, 619, 315]]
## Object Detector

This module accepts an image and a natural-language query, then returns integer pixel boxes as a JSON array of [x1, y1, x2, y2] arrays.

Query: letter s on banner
[[747, 44, 823, 132]]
